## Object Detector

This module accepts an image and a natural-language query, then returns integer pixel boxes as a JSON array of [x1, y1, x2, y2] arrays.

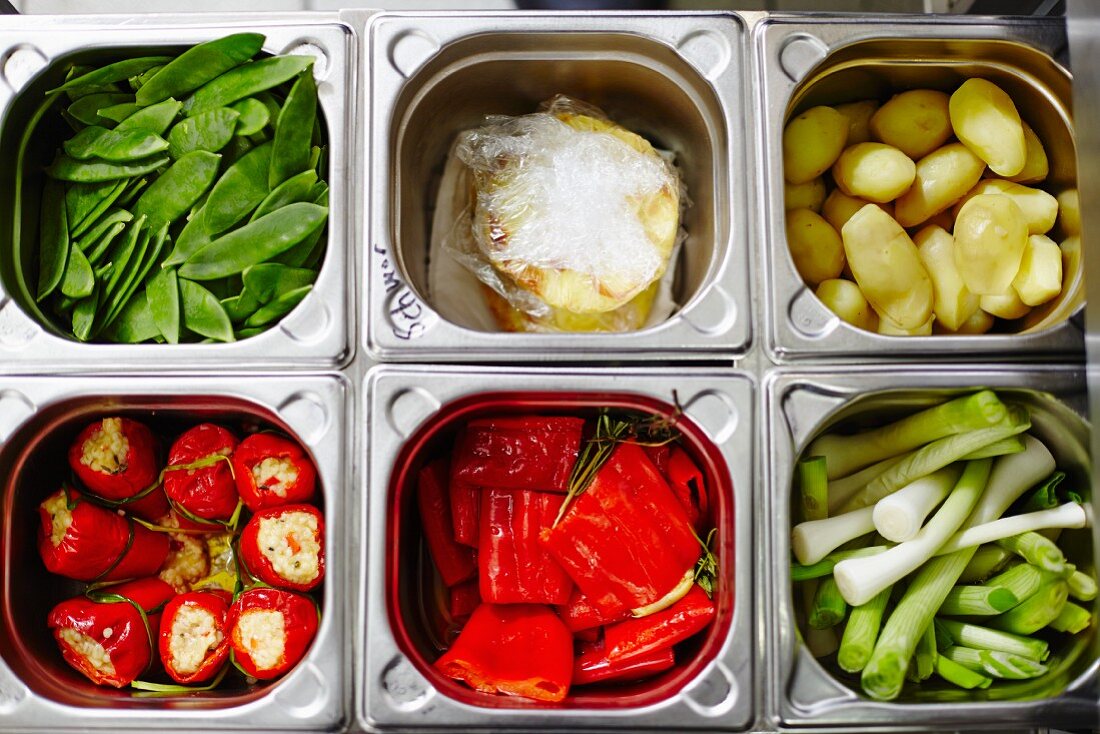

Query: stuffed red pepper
[[232, 433, 316, 512], [163, 423, 240, 523], [68, 417, 167, 520], [158, 589, 232, 684], [227, 587, 318, 680], [239, 504, 325, 592]]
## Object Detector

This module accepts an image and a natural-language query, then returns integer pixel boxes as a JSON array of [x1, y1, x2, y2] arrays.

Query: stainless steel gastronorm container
[[756, 15, 1084, 361], [0, 373, 350, 731], [764, 367, 1099, 730], [360, 366, 755, 731], [0, 13, 355, 372], [364, 12, 752, 362]]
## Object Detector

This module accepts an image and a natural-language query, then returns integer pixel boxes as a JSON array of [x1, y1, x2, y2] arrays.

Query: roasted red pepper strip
[[572, 637, 676, 687], [603, 585, 715, 663], [540, 442, 700, 616], [452, 416, 584, 492], [641, 444, 671, 476], [448, 580, 481, 621], [239, 504, 325, 592], [37, 488, 169, 582], [666, 446, 708, 529], [164, 423, 240, 522], [158, 589, 232, 684], [434, 603, 573, 702], [228, 587, 318, 680], [480, 487, 573, 605], [448, 443, 480, 548], [68, 417, 167, 521], [556, 587, 629, 633], [231, 433, 316, 512], [418, 458, 476, 586], [47, 577, 175, 688]]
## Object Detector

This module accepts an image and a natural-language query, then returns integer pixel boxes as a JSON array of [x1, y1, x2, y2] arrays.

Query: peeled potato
[[894, 143, 986, 227], [832, 143, 916, 203], [841, 204, 933, 329], [787, 208, 845, 285], [952, 179, 1057, 235], [949, 78, 1027, 177], [815, 278, 877, 331], [1057, 189, 1080, 236], [835, 100, 879, 145], [785, 177, 827, 211], [878, 313, 934, 336], [924, 209, 955, 232], [822, 189, 891, 231], [952, 308, 996, 334], [1012, 234, 1062, 306], [953, 194, 1029, 295], [1061, 235, 1081, 296], [784, 106, 849, 184], [980, 289, 1031, 320], [1007, 121, 1049, 184], [914, 224, 980, 331], [870, 89, 952, 160]]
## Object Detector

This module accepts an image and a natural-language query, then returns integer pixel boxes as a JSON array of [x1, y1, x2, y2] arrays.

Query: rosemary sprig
[[693, 527, 719, 598]]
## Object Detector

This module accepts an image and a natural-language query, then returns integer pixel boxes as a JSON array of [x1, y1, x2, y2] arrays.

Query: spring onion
[[942, 646, 1049, 679], [799, 456, 828, 522], [801, 579, 840, 657], [985, 562, 1043, 602], [1050, 601, 1092, 634], [837, 586, 891, 673], [939, 584, 1019, 616], [827, 454, 908, 514], [872, 466, 959, 542], [792, 506, 875, 565], [936, 618, 1049, 661], [958, 545, 1013, 583], [989, 575, 1068, 635], [963, 434, 1056, 526], [1067, 569, 1097, 602], [996, 531, 1066, 574], [936, 503, 1090, 556], [791, 546, 889, 582], [1017, 471, 1067, 513], [959, 435, 1026, 460], [935, 655, 992, 689], [809, 576, 848, 629], [915, 622, 936, 681]]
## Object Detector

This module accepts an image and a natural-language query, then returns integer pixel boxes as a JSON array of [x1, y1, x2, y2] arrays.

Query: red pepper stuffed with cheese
[[68, 417, 167, 521], [239, 504, 325, 592], [227, 587, 318, 680], [158, 589, 232, 684], [163, 423, 240, 523], [232, 433, 316, 512]]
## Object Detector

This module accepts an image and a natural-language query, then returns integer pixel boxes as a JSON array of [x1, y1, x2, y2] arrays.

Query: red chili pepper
[[227, 587, 318, 680], [572, 637, 676, 687], [68, 417, 167, 521], [418, 458, 476, 586], [666, 446, 709, 529], [231, 433, 316, 512], [238, 504, 325, 592], [452, 416, 584, 492], [163, 423, 240, 522], [37, 488, 169, 583], [556, 587, 629, 634], [641, 444, 671, 476], [602, 585, 715, 663], [479, 487, 573, 605], [158, 589, 232, 684], [448, 580, 481, 621], [540, 442, 700, 617], [448, 450, 480, 548], [47, 577, 175, 688], [434, 603, 573, 702]]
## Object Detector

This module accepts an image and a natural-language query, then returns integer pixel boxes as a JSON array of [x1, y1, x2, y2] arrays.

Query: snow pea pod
[[37, 179, 69, 301], [47, 155, 168, 183], [67, 93, 133, 127], [65, 180, 116, 232], [166, 107, 239, 159], [242, 262, 316, 303], [70, 180, 128, 240], [100, 215, 146, 308], [64, 126, 169, 163], [102, 223, 169, 331], [137, 33, 265, 106], [146, 267, 180, 344], [115, 98, 182, 135], [182, 55, 313, 117], [269, 70, 316, 188], [180, 202, 328, 280], [60, 243, 94, 299], [71, 284, 99, 341], [162, 206, 211, 267], [134, 150, 221, 229], [84, 220, 129, 267], [104, 291, 160, 343], [243, 284, 311, 328], [230, 97, 269, 136], [180, 278, 234, 342], [51, 56, 173, 94], [274, 185, 327, 267], [119, 177, 149, 207], [76, 208, 132, 252], [250, 169, 316, 222], [221, 290, 261, 323], [129, 64, 164, 92], [98, 102, 142, 125], [202, 141, 272, 235]]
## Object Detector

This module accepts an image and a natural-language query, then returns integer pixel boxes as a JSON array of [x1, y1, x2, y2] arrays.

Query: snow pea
[[62, 66, 120, 102], [134, 150, 221, 229], [221, 291, 261, 323], [102, 223, 169, 331], [84, 220, 129, 267], [242, 263, 316, 303], [71, 284, 99, 342], [67, 93, 133, 127], [60, 243, 94, 299], [119, 176, 149, 207], [129, 64, 164, 92], [274, 185, 327, 267], [180, 278, 234, 342], [163, 205, 211, 267], [104, 291, 160, 343], [70, 180, 128, 240], [51, 56, 173, 95], [76, 208, 132, 252], [65, 180, 116, 232], [37, 179, 69, 301], [250, 169, 316, 222], [100, 216, 146, 308], [146, 267, 180, 344], [202, 141, 272, 235], [230, 97, 269, 136], [98, 102, 142, 125], [64, 126, 169, 163], [269, 70, 316, 188], [137, 33, 265, 106], [242, 284, 311, 328], [180, 202, 328, 280], [234, 326, 266, 339], [182, 55, 313, 117], [47, 155, 168, 183], [166, 107, 239, 159], [115, 98, 182, 135]]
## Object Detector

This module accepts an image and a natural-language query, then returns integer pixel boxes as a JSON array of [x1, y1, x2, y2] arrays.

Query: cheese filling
[[257, 511, 320, 585], [59, 627, 116, 676], [159, 533, 210, 593], [42, 491, 73, 546], [251, 457, 299, 497], [81, 417, 129, 475], [234, 609, 286, 671], [168, 603, 222, 675]]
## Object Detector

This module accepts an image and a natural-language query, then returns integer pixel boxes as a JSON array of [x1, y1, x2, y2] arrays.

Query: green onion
[[915, 622, 936, 681], [827, 454, 908, 515], [939, 584, 1019, 616], [809, 576, 848, 629], [960, 434, 1054, 526], [1067, 569, 1097, 602], [958, 545, 1014, 583], [1049, 601, 1092, 634], [942, 646, 1048, 679], [936, 503, 1089, 556], [871, 466, 960, 543], [959, 435, 1026, 460], [790, 546, 888, 582], [837, 585, 891, 673], [792, 506, 875, 566], [985, 562, 1043, 603], [936, 618, 1049, 661], [1017, 471, 1067, 513], [988, 575, 1068, 635], [934, 654, 992, 689], [996, 531, 1066, 575], [799, 456, 829, 522], [801, 580, 839, 657]]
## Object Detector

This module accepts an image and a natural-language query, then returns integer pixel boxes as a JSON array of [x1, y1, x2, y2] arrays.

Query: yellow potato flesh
[[783, 106, 849, 184], [953, 179, 1057, 235], [1061, 235, 1081, 294], [785, 177, 826, 212], [924, 209, 955, 232], [815, 278, 877, 331], [1057, 189, 1080, 236], [870, 89, 953, 160], [878, 313, 934, 336], [914, 224, 980, 331], [822, 189, 891, 231], [1007, 121, 1049, 184], [894, 143, 986, 227], [1012, 234, 1062, 306], [952, 194, 1029, 295], [832, 142, 916, 203], [787, 208, 845, 285], [949, 78, 1027, 177], [835, 100, 879, 145], [841, 204, 933, 329], [952, 308, 996, 334], [980, 289, 1031, 320]]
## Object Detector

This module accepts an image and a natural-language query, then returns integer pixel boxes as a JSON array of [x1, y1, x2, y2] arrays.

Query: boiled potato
[[952, 179, 1057, 235], [869, 89, 952, 160], [925, 209, 955, 232], [914, 224, 980, 331], [822, 189, 892, 231], [878, 313, 934, 336], [952, 308, 996, 334], [1007, 121, 1049, 184], [785, 177, 827, 211], [953, 194, 1028, 295], [832, 143, 916, 203], [784, 106, 848, 184], [841, 204, 933, 329], [1057, 189, 1080, 236], [1061, 235, 1081, 291], [949, 78, 1027, 177], [787, 208, 845, 285], [1012, 234, 1062, 306], [894, 143, 986, 227], [980, 289, 1031, 320], [815, 278, 877, 331], [835, 100, 879, 145]]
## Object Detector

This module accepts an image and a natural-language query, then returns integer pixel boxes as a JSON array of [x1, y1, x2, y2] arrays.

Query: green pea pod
[[65, 180, 117, 232], [47, 155, 168, 183], [67, 93, 133, 127], [99, 225, 154, 328], [116, 99, 182, 135], [269, 69, 316, 188], [50, 56, 173, 95], [162, 206, 211, 267], [166, 107, 239, 159], [98, 102, 142, 125], [242, 262, 316, 303], [60, 244, 95, 299], [37, 179, 69, 302], [180, 278, 234, 342], [180, 202, 327, 280], [249, 169, 316, 223], [230, 97, 269, 136], [182, 55, 314, 118], [100, 215, 146, 307], [202, 141, 272, 235], [69, 180, 128, 240], [119, 177, 149, 207], [65, 127, 170, 163], [102, 223, 170, 331], [221, 290, 261, 323], [129, 64, 164, 92], [134, 151, 221, 229], [146, 267, 180, 344], [219, 135, 254, 168], [273, 185, 327, 267], [234, 326, 266, 339], [137, 33, 266, 106], [71, 284, 99, 342], [256, 91, 282, 121], [103, 290, 160, 343], [84, 220, 129, 267], [242, 284, 311, 328], [308, 145, 322, 173], [63, 65, 120, 102], [76, 208, 132, 252]]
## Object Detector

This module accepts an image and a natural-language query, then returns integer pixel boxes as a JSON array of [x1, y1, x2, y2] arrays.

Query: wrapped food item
[[231, 433, 316, 512], [37, 487, 169, 583], [47, 577, 175, 687], [163, 423, 240, 522], [158, 589, 232, 684], [227, 587, 318, 680], [239, 504, 325, 592], [67, 417, 168, 520], [440, 96, 684, 333]]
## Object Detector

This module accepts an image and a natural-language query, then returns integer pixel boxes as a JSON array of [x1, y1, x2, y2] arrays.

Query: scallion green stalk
[[942, 646, 1048, 679], [936, 618, 1049, 661], [915, 621, 936, 681], [827, 454, 908, 515], [799, 456, 829, 522], [801, 579, 839, 658], [837, 585, 891, 673], [985, 562, 1043, 602], [790, 546, 888, 582], [960, 435, 1026, 460], [996, 531, 1066, 575], [1017, 471, 1067, 513], [958, 545, 1013, 583], [988, 576, 1068, 635], [935, 654, 992, 689], [809, 576, 847, 629], [1049, 601, 1092, 634], [939, 584, 1019, 616], [1067, 569, 1098, 602]]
